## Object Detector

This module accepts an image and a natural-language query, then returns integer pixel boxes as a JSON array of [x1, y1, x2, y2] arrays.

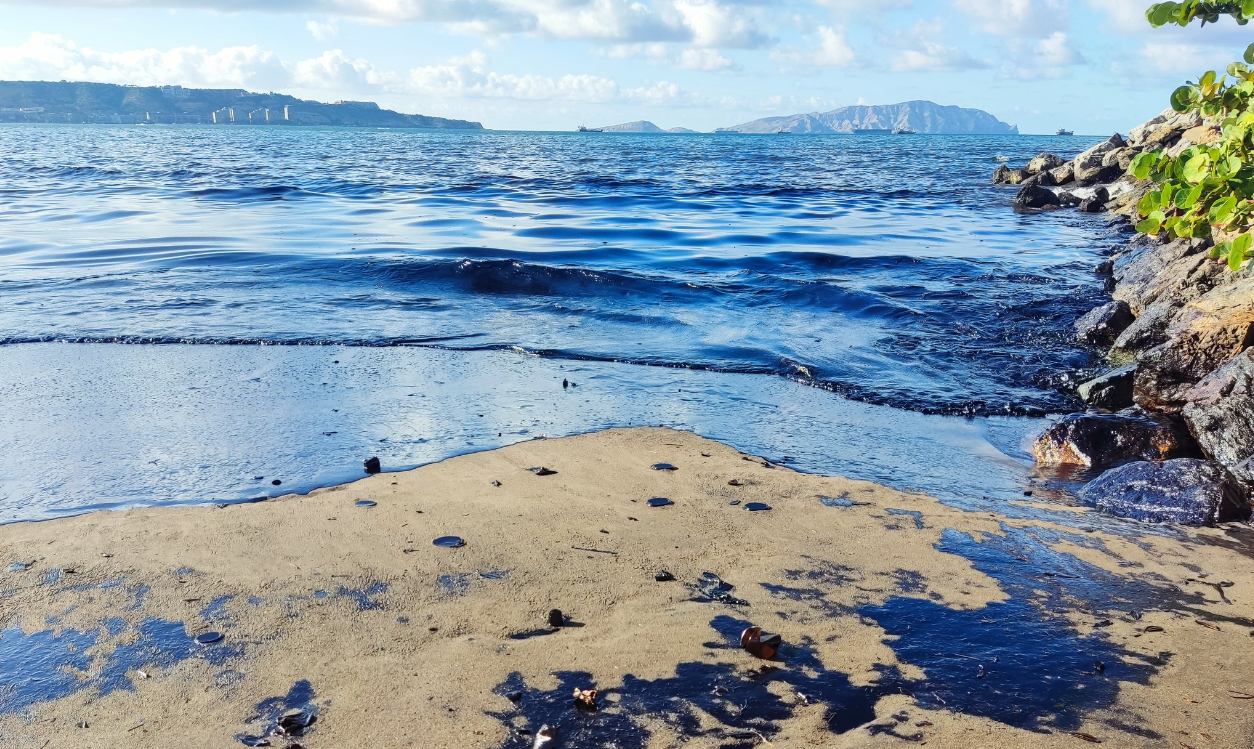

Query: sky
[[0, 0, 1249, 132]]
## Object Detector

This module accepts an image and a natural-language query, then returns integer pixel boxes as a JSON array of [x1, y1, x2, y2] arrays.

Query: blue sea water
[[0, 125, 1120, 521]]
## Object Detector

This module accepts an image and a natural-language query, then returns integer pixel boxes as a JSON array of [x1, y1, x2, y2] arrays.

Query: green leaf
[[1161, 183, 1178, 208], [1138, 191, 1160, 216], [1231, 234, 1252, 271], [1210, 195, 1237, 224], [1171, 85, 1195, 112], [1212, 240, 1231, 259], [1183, 154, 1210, 183], [1137, 210, 1166, 234], [1176, 184, 1203, 209], [1131, 151, 1158, 180]]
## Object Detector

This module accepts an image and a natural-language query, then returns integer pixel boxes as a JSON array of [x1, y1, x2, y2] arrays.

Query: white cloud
[[771, 25, 861, 68], [0, 32, 286, 88], [292, 48, 395, 89], [677, 47, 734, 70], [888, 18, 988, 71], [952, 0, 1067, 38], [305, 19, 339, 41], [606, 42, 735, 70], [2, 0, 776, 48], [1034, 31, 1084, 66], [1137, 41, 1233, 76], [404, 50, 621, 100]]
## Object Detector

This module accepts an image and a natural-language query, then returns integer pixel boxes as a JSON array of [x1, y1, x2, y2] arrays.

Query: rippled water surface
[[1, 126, 1117, 415], [0, 126, 1121, 520]]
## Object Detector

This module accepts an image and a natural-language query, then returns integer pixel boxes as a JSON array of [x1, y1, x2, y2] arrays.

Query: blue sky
[[0, 0, 1247, 132]]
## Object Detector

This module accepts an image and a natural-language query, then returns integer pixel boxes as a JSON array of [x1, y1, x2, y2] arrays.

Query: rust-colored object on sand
[[740, 626, 782, 659]]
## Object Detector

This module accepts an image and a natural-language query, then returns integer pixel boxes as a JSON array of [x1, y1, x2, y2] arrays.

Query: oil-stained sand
[[1, 427, 1252, 748]]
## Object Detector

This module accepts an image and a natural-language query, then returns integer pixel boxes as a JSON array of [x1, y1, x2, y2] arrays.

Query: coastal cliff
[[996, 113, 1253, 525]]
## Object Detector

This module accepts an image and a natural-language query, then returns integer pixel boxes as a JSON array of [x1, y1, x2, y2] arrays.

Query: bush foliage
[[1133, 2, 1254, 270]]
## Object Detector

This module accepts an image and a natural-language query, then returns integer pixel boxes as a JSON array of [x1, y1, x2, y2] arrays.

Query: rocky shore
[[995, 112, 1253, 526]]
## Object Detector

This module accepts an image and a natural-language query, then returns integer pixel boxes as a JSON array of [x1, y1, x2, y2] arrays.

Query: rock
[[1075, 300, 1135, 345], [1034, 170, 1057, 187], [1078, 365, 1137, 411], [1073, 134, 1126, 182], [1049, 162, 1075, 185], [1134, 277, 1254, 411], [1005, 168, 1032, 185], [1113, 300, 1178, 353], [1032, 408, 1197, 468], [1028, 152, 1066, 174], [1127, 110, 1171, 147], [1101, 147, 1137, 172], [993, 164, 1011, 184], [1077, 164, 1125, 186], [1079, 459, 1250, 525], [1141, 122, 1184, 149], [1078, 198, 1105, 213], [1092, 186, 1111, 203], [1182, 349, 1254, 471], [1181, 124, 1221, 146], [363, 456, 381, 474], [547, 609, 564, 627], [1013, 184, 1061, 210], [1095, 258, 1114, 276], [1112, 236, 1216, 313]]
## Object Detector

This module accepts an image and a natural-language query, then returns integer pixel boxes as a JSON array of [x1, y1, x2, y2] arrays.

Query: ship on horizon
[[1056, 127, 1074, 136], [576, 125, 603, 132]]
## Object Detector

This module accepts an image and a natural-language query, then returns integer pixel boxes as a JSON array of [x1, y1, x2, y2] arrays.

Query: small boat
[[775, 127, 791, 134], [576, 125, 603, 133], [1056, 128, 1074, 136], [892, 126, 917, 135]]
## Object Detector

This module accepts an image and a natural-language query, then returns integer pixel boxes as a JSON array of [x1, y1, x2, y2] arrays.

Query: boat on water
[[775, 127, 790, 134], [892, 126, 917, 135], [1056, 128, 1074, 136], [576, 125, 603, 133]]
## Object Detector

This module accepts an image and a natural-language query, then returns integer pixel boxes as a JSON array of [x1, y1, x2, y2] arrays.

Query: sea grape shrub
[[1133, 2, 1254, 271]]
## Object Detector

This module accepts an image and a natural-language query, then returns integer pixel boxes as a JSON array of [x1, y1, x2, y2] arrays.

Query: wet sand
[[1, 427, 1252, 748]]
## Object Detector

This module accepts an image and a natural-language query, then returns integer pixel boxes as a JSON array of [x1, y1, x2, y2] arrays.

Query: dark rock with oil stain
[[1077, 365, 1137, 411], [1032, 408, 1197, 468], [1080, 458, 1251, 525], [547, 609, 564, 628], [363, 457, 381, 474]]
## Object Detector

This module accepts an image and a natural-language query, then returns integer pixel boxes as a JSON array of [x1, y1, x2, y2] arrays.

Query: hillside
[[597, 120, 698, 133], [719, 101, 1017, 135], [0, 81, 483, 129]]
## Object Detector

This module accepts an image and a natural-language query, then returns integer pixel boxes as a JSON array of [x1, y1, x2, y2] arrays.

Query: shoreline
[[2, 427, 1253, 748], [997, 110, 1254, 526]]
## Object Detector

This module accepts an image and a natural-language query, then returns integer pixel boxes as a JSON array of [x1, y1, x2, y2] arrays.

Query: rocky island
[[995, 111, 1253, 526], [720, 100, 1018, 135], [0, 80, 483, 129]]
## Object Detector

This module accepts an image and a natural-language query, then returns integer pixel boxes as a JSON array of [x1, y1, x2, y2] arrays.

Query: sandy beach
[[1, 427, 1252, 748]]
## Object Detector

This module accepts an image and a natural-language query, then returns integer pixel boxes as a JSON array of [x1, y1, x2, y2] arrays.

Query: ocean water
[[0, 125, 1121, 521]]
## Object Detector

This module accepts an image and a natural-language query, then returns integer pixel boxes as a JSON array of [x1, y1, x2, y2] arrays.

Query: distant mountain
[[718, 101, 1017, 135], [597, 120, 697, 133], [0, 80, 483, 129]]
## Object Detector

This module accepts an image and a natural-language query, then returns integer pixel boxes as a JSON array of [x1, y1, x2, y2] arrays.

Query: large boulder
[[1032, 408, 1198, 468], [1101, 147, 1137, 172], [1112, 236, 1217, 313], [1182, 349, 1254, 473], [1028, 152, 1066, 174], [1079, 458, 1250, 526], [1078, 364, 1137, 411], [1135, 276, 1254, 411], [1076, 165, 1125, 186], [1013, 184, 1061, 210], [993, 164, 1011, 184], [1074, 134, 1126, 182], [1127, 110, 1171, 148], [1113, 299, 1178, 354], [1006, 168, 1032, 185], [1075, 300, 1134, 346], [1049, 162, 1075, 186], [1078, 197, 1105, 213]]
